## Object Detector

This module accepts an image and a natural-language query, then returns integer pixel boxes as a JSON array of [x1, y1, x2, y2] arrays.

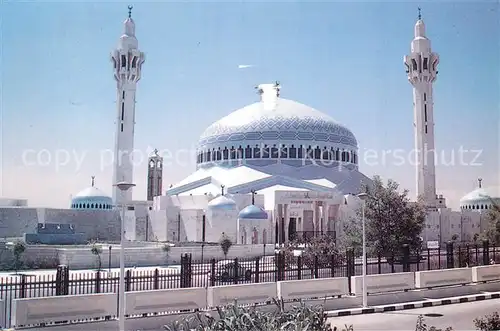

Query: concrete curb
[[326, 292, 500, 317]]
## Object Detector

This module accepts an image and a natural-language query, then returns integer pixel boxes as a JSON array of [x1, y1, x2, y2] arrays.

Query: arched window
[[298, 145, 303, 158], [230, 146, 236, 159], [271, 144, 278, 158], [280, 144, 288, 158], [314, 146, 321, 159], [245, 145, 252, 159], [262, 145, 270, 158], [223, 147, 229, 160], [322, 147, 329, 160], [207, 149, 211, 162], [86, 203, 90, 209], [237, 146, 244, 158], [91, 203, 94, 209], [289, 145, 297, 158], [253, 145, 261, 158], [252, 227, 258, 244]]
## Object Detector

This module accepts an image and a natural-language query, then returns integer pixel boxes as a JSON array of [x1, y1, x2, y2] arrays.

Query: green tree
[[341, 176, 426, 257], [90, 242, 103, 271], [219, 233, 233, 259], [481, 199, 500, 245], [11, 241, 26, 274]]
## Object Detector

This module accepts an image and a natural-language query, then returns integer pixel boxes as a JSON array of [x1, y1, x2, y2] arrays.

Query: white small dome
[[71, 178, 113, 210], [207, 195, 237, 210], [459, 180, 500, 212], [74, 186, 110, 198]]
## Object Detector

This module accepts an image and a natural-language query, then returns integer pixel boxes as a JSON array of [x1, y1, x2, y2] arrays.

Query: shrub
[[164, 299, 353, 331], [474, 312, 500, 331]]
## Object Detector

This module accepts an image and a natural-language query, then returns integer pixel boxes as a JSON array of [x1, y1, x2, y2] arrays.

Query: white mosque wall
[[8, 244, 270, 270], [237, 218, 273, 245], [43, 208, 121, 242], [0, 208, 39, 239], [0, 207, 120, 242], [206, 209, 238, 243], [0, 198, 28, 207], [422, 211, 441, 243], [148, 209, 169, 242]]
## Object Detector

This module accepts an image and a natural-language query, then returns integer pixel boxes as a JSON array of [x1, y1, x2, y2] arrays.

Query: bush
[[164, 299, 353, 331], [474, 312, 500, 331]]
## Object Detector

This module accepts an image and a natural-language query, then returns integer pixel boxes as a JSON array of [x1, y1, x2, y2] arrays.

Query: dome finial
[[478, 178, 483, 189], [221, 185, 225, 196], [418, 7, 421, 20], [91, 176, 95, 187], [128, 5, 133, 18], [251, 190, 256, 205]]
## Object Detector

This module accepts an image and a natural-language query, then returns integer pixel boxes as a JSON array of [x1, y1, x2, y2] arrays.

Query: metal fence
[[0, 242, 498, 327]]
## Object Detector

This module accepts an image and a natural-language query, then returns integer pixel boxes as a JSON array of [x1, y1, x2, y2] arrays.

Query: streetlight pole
[[114, 182, 135, 331], [361, 199, 367, 308], [357, 192, 371, 308]]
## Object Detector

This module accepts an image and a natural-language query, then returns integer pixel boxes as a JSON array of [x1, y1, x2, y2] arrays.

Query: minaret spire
[[221, 185, 225, 196], [111, 7, 145, 205], [478, 178, 483, 189], [91, 176, 95, 187], [404, 12, 441, 210]]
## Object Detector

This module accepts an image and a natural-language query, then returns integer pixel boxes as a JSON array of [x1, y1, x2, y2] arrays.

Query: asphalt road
[[327, 299, 500, 331]]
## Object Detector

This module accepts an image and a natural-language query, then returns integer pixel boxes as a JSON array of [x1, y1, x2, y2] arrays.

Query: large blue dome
[[207, 195, 237, 211], [238, 205, 268, 220], [196, 85, 359, 170]]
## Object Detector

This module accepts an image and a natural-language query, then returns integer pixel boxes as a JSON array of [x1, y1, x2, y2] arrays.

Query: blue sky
[[1, 1, 499, 208]]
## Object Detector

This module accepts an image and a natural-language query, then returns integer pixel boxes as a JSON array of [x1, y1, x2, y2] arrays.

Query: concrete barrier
[[125, 287, 208, 315], [207, 282, 277, 307], [11, 293, 116, 327], [0, 299, 5, 329], [472, 265, 500, 282], [351, 272, 415, 295], [278, 277, 349, 300], [415, 268, 473, 288]]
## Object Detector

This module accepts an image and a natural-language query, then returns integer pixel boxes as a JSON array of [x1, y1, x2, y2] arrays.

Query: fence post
[[180, 254, 186, 288], [297, 255, 302, 280], [187, 253, 193, 288], [446, 241, 454, 269], [210, 259, 216, 287], [330, 254, 335, 278], [255, 257, 260, 283], [125, 269, 131, 292], [233, 258, 239, 285], [402, 244, 410, 272], [314, 255, 319, 279], [377, 254, 382, 274], [19, 274, 26, 299], [153, 268, 159, 290], [55, 265, 69, 296], [95, 271, 101, 294], [482, 239, 490, 265], [346, 248, 354, 295]]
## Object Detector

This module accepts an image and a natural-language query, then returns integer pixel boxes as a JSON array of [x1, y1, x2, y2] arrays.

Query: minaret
[[404, 8, 439, 209], [111, 6, 145, 205], [147, 149, 163, 201]]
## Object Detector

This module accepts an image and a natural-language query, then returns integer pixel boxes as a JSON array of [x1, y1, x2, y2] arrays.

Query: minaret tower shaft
[[404, 9, 439, 209], [111, 6, 145, 205], [147, 149, 163, 201]]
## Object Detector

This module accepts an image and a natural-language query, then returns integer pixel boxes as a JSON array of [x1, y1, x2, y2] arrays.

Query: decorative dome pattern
[[207, 195, 237, 210], [71, 178, 113, 210], [238, 205, 268, 220], [197, 96, 359, 169], [459, 180, 500, 211], [199, 99, 357, 147]]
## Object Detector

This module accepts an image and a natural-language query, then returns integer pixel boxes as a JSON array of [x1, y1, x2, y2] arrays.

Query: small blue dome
[[238, 205, 268, 220], [71, 186, 113, 210], [207, 195, 237, 210]]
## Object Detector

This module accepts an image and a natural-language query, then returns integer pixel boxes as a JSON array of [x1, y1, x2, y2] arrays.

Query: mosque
[[0, 8, 498, 248]]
